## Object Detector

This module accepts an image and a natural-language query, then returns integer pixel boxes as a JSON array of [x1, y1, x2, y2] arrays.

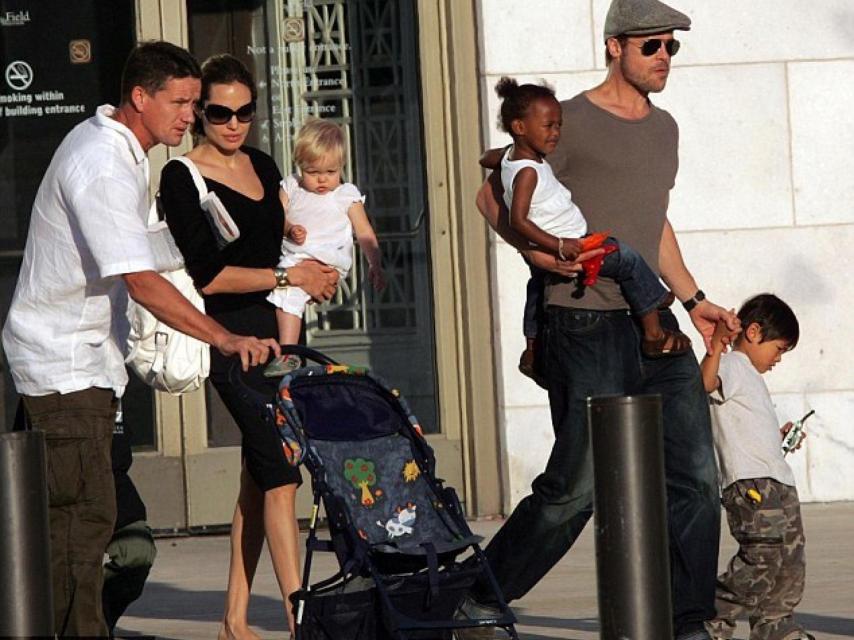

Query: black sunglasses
[[200, 101, 256, 125], [632, 38, 681, 57]]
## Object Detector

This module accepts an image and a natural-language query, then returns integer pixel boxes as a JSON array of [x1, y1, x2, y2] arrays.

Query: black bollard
[[588, 394, 672, 639], [0, 430, 54, 637]]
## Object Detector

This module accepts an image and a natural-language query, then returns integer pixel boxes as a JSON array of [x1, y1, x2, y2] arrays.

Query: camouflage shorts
[[707, 478, 807, 640]]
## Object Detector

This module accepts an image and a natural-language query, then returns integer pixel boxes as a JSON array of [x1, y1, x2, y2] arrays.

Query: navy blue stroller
[[232, 345, 518, 640]]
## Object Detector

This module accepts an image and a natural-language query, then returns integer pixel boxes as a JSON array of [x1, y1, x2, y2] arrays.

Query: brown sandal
[[642, 329, 692, 358]]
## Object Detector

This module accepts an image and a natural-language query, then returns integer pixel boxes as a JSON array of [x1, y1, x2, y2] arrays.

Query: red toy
[[578, 231, 617, 286]]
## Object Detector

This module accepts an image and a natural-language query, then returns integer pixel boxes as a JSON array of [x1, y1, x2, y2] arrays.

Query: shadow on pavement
[[121, 580, 287, 632], [799, 612, 854, 636], [515, 613, 599, 633]]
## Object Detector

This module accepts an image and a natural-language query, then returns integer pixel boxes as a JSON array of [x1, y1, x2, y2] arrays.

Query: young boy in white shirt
[[701, 293, 814, 640]]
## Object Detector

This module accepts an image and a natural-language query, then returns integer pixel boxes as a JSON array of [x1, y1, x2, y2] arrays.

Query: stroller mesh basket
[[239, 345, 518, 640]]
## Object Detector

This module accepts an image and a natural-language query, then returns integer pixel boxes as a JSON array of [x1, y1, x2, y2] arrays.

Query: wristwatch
[[273, 267, 290, 289], [682, 289, 706, 312]]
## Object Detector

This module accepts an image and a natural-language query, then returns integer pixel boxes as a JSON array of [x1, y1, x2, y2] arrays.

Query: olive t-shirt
[[546, 92, 679, 310]]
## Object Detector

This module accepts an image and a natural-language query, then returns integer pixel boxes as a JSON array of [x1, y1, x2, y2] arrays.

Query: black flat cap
[[603, 0, 691, 42]]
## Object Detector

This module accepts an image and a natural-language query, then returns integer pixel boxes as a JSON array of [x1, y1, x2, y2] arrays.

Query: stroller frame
[[255, 345, 518, 640]]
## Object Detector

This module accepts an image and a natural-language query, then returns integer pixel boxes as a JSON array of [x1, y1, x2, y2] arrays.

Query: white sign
[[5, 60, 33, 91], [0, 10, 30, 27]]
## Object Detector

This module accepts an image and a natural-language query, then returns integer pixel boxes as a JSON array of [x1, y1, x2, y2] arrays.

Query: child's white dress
[[267, 174, 364, 317]]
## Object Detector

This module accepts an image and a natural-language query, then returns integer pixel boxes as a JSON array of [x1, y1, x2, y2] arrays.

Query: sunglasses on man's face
[[200, 101, 256, 125], [631, 38, 681, 57]]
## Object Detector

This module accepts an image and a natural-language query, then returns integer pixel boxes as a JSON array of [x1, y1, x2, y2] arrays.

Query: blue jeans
[[599, 238, 669, 316], [522, 238, 666, 343], [523, 264, 547, 340], [474, 306, 719, 636]]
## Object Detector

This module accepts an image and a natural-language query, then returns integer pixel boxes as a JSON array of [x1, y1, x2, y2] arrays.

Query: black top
[[159, 146, 284, 316]]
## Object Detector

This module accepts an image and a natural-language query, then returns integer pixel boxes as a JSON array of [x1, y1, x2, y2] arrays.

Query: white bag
[[125, 157, 214, 395]]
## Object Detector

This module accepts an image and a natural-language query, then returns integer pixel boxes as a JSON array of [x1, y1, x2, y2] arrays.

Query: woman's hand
[[288, 260, 338, 302]]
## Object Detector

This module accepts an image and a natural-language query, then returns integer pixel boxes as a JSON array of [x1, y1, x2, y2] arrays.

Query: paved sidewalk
[[118, 502, 854, 639]]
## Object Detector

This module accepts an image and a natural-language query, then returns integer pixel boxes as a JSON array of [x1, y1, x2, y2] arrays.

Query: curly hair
[[494, 76, 557, 133]]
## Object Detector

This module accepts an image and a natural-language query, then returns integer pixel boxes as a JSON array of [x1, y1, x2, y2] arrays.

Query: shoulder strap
[[168, 156, 208, 200]]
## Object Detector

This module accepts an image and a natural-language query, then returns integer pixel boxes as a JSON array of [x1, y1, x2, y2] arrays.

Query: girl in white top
[[266, 118, 386, 374], [486, 77, 691, 358]]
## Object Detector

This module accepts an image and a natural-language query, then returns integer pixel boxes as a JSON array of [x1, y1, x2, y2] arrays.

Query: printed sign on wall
[[0, 1, 134, 249]]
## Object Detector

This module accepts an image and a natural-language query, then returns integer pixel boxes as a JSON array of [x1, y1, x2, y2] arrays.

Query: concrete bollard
[[588, 394, 672, 639], [0, 430, 54, 637]]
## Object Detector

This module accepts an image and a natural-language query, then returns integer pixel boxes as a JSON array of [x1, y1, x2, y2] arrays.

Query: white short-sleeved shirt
[[276, 174, 364, 274], [2, 104, 155, 397], [500, 147, 587, 239], [709, 350, 796, 489]]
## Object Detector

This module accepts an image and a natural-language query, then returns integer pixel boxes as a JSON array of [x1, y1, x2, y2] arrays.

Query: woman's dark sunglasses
[[200, 101, 256, 125], [633, 38, 681, 57]]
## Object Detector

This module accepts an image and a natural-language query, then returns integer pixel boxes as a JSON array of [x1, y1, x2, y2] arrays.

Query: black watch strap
[[682, 289, 706, 312]]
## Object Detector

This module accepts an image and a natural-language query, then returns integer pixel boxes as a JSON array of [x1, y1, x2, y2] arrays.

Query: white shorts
[[267, 285, 311, 318]]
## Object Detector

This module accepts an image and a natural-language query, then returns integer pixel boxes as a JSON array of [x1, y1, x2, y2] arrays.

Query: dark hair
[[494, 76, 557, 133], [194, 54, 258, 136], [605, 35, 629, 65], [120, 41, 201, 103], [737, 293, 800, 349]]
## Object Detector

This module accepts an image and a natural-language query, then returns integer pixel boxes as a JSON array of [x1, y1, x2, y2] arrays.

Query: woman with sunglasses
[[159, 54, 336, 639]]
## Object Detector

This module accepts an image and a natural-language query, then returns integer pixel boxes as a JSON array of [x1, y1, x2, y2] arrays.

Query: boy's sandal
[[642, 329, 692, 358]]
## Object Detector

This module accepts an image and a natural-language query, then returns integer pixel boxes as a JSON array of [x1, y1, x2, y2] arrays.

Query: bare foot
[[218, 620, 261, 640]]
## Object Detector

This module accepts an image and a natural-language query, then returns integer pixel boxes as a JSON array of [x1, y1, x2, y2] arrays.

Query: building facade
[[479, 0, 854, 506], [0, 0, 849, 531]]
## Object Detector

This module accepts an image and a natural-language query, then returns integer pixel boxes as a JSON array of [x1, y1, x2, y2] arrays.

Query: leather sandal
[[642, 329, 692, 358]]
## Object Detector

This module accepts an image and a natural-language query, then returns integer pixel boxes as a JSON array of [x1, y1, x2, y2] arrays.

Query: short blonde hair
[[293, 118, 345, 169]]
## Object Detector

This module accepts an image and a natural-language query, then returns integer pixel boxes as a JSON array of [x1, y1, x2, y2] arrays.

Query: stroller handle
[[277, 344, 338, 366], [224, 344, 338, 408]]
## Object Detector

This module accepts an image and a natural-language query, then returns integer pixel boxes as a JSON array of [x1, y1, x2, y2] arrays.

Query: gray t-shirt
[[546, 92, 679, 310], [710, 351, 796, 489]]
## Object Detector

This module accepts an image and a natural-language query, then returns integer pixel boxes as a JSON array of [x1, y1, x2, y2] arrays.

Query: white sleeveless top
[[500, 148, 587, 239], [280, 174, 365, 273]]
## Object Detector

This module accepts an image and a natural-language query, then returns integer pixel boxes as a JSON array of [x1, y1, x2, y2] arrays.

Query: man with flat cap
[[462, 1, 739, 639]]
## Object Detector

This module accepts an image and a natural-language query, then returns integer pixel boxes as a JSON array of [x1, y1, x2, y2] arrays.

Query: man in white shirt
[[2, 41, 335, 637]]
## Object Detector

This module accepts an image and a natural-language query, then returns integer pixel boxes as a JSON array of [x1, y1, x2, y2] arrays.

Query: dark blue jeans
[[474, 306, 719, 636], [522, 238, 666, 342], [523, 264, 547, 340], [600, 238, 669, 316]]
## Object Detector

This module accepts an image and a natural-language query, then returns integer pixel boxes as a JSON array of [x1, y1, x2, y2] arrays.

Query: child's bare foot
[[642, 329, 692, 358]]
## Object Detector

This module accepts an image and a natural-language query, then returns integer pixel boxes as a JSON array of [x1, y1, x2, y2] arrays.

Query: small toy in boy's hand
[[781, 409, 814, 456], [578, 231, 618, 286]]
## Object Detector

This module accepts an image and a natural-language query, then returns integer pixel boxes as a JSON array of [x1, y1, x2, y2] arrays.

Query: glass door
[[177, 0, 453, 527]]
